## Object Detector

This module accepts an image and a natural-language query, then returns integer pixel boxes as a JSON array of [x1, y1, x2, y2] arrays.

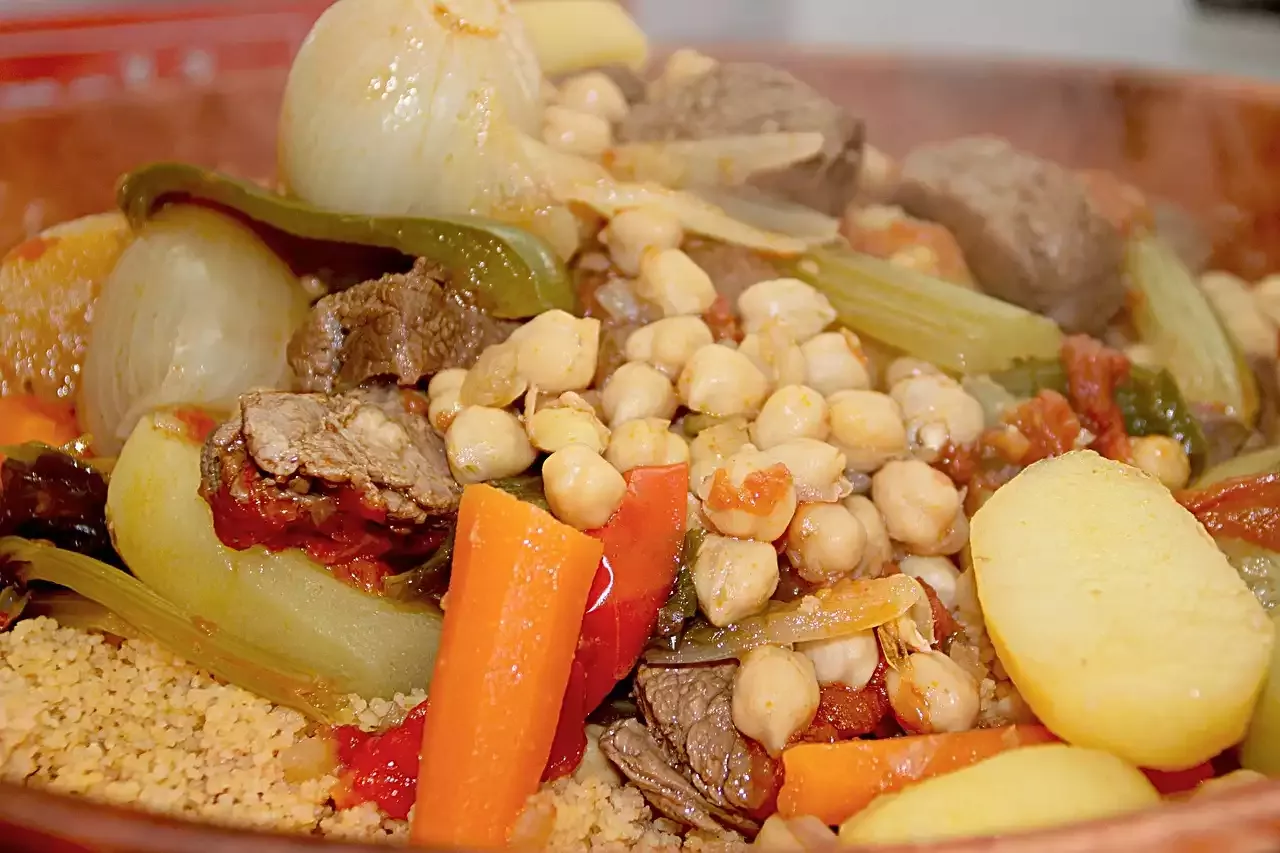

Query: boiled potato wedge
[[971, 450, 1273, 770], [838, 744, 1158, 845], [514, 0, 648, 76], [1241, 612, 1280, 775]]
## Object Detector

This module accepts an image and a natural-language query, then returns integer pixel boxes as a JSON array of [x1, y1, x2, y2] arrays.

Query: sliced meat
[[895, 136, 1126, 335], [288, 258, 519, 393], [201, 386, 458, 541], [617, 62, 863, 216], [601, 663, 779, 836], [682, 240, 779, 308]]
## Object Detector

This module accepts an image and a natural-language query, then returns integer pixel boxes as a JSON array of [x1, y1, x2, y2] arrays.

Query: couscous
[[1, 0, 1279, 849]]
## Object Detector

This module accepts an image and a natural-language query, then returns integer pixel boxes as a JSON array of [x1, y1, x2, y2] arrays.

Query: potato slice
[[971, 450, 1273, 770], [838, 744, 1158, 845], [1241, 613, 1280, 775]]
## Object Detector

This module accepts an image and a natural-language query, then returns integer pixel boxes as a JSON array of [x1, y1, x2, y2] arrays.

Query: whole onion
[[79, 206, 309, 454], [278, 0, 544, 219]]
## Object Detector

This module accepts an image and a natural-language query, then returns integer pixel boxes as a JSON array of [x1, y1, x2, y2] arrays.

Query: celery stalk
[[781, 248, 1063, 374], [1126, 234, 1257, 423], [0, 537, 352, 722]]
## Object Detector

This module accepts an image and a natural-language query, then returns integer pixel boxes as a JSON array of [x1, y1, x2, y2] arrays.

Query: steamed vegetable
[[783, 248, 1063, 374], [413, 484, 603, 848], [0, 538, 349, 721], [971, 450, 1274, 769], [118, 163, 573, 318], [1242, 612, 1280, 775], [604, 133, 826, 189], [106, 409, 444, 700], [837, 745, 1160, 845], [279, 0, 541, 220], [513, 0, 648, 75], [0, 398, 80, 457], [779, 725, 1058, 826], [78, 205, 310, 454], [1126, 234, 1258, 423], [645, 575, 926, 665], [0, 212, 133, 401]]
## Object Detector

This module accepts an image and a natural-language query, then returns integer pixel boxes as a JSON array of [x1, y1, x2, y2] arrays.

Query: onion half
[[78, 206, 308, 454]]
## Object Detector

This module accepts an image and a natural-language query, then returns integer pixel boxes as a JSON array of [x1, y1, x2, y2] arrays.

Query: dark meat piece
[[0, 445, 117, 567], [682, 240, 779, 309], [288, 258, 519, 393], [895, 137, 1126, 335], [600, 663, 779, 837], [617, 62, 864, 216]]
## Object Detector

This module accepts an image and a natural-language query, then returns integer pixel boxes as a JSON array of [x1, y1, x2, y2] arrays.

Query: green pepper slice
[[117, 162, 574, 319]]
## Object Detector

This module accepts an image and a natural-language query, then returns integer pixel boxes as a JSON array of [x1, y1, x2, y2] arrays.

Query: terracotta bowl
[[3, 39, 1280, 853]]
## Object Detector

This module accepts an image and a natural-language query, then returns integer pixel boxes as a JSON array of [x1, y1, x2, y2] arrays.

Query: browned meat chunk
[[682, 240, 779, 308], [288, 258, 519, 393], [201, 386, 459, 533], [617, 62, 863, 216], [895, 137, 1126, 335], [599, 664, 780, 837]]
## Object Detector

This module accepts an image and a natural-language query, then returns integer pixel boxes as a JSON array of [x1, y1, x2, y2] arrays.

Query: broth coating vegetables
[[543, 444, 627, 530], [836, 744, 1159, 845], [446, 406, 538, 484], [971, 451, 1274, 769], [692, 534, 780, 626], [778, 725, 1058, 825], [412, 484, 603, 847], [731, 645, 821, 756], [884, 651, 980, 735]]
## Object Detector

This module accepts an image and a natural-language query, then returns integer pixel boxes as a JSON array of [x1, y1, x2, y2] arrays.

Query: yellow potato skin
[[838, 744, 1159, 845], [971, 450, 1273, 770]]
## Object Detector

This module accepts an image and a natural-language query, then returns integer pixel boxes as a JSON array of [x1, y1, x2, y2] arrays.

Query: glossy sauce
[[331, 700, 429, 820]]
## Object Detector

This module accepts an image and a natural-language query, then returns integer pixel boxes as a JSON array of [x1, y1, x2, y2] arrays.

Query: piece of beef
[[617, 62, 863, 216], [199, 388, 458, 588], [895, 136, 1126, 335], [682, 240, 779, 309], [600, 663, 779, 837], [288, 258, 519, 393]]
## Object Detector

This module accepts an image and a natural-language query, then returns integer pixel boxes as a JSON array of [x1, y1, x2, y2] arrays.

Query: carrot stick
[[0, 395, 79, 458], [779, 725, 1058, 825], [411, 483, 604, 848]]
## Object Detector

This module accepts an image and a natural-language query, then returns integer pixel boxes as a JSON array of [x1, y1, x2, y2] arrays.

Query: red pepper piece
[[1176, 472, 1280, 553]]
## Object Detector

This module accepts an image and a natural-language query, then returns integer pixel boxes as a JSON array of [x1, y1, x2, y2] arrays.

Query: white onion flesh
[[278, 0, 544, 219], [79, 206, 308, 454], [692, 185, 842, 244], [605, 132, 826, 189]]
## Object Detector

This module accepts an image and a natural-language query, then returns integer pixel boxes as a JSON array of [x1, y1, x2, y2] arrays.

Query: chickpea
[[653, 48, 717, 97], [760, 438, 849, 503], [870, 460, 961, 552], [827, 390, 908, 473], [525, 400, 610, 454], [508, 310, 601, 395], [731, 645, 820, 755], [427, 368, 468, 399], [843, 495, 893, 577], [542, 104, 612, 158], [1201, 271, 1278, 360], [738, 326, 808, 389], [678, 343, 769, 417], [635, 248, 717, 317], [557, 70, 629, 122], [604, 417, 689, 474], [890, 374, 985, 456], [899, 555, 961, 610], [1130, 435, 1191, 489], [692, 534, 780, 627], [883, 357, 942, 390], [697, 446, 798, 542], [751, 385, 830, 449], [460, 342, 527, 408], [797, 630, 880, 690], [909, 509, 969, 558], [543, 444, 628, 530], [624, 315, 714, 380], [601, 208, 684, 277], [688, 419, 752, 492], [427, 386, 464, 434], [601, 361, 678, 426], [737, 278, 836, 343], [785, 503, 867, 583], [885, 650, 980, 734], [445, 406, 537, 484], [800, 330, 871, 396]]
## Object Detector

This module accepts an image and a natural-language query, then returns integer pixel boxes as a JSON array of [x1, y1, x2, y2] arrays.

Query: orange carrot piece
[[411, 484, 604, 848], [0, 395, 80, 458], [779, 725, 1058, 825]]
